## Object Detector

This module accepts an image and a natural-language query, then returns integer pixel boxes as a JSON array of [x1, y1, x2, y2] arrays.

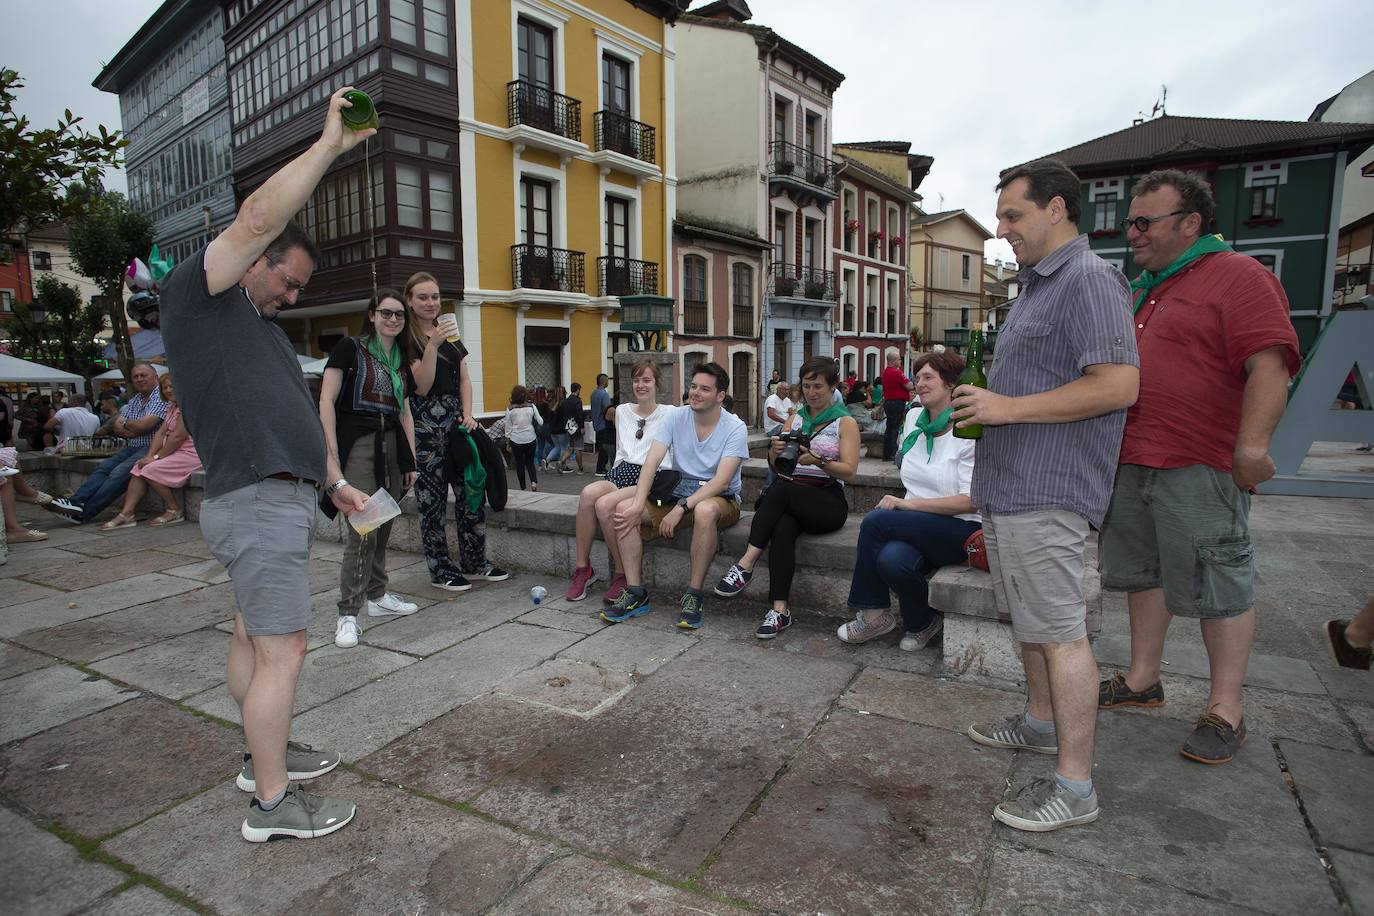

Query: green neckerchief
[[898, 406, 955, 464], [364, 334, 406, 408], [452, 427, 486, 512], [798, 400, 849, 435], [1130, 234, 1231, 314]]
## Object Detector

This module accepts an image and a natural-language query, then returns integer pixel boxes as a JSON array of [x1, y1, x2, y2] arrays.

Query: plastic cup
[[442, 312, 461, 344], [348, 487, 401, 535]]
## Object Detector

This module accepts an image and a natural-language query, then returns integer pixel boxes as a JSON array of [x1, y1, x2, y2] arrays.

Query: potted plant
[[774, 276, 797, 297], [774, 158, 796, 175], [804, 280, 827, 299], [806, 168, 829, 187]]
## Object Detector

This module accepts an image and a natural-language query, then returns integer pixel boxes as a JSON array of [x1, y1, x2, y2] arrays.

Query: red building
[[1, 239, 36, 317]]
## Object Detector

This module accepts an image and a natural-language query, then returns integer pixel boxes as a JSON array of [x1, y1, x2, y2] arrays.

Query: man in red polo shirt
[[1096, 169, 1300, 765], [879, 352, 913, 460]]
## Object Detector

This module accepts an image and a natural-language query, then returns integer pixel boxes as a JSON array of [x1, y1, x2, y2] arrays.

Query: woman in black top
[[553, 381, 585, 474]]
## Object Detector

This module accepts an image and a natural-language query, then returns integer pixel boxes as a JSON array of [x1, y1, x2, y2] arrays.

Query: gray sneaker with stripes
[[993, 776, 1100, 832], [966, 713, 1058, 755]]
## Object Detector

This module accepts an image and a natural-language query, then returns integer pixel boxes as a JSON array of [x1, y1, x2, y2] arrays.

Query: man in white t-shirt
[[45, 392, 100, 446], [763, 386, 792, 434], [608, 362, 749, 630]]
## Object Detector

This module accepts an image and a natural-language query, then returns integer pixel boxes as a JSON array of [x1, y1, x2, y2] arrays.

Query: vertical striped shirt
[[971, 235, 1137, 527]]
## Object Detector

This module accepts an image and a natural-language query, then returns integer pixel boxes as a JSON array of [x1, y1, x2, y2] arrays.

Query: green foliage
[[1, 275, 107, 382], [0, 68, 126, 241], [68, 190, 153, 379]]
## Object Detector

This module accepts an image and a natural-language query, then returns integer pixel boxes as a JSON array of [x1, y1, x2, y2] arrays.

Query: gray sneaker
[[967, 713, 1059, 755], [241, 784, 356, 842], [994, 776, 1099, 832], [237, 742, 341, 792]]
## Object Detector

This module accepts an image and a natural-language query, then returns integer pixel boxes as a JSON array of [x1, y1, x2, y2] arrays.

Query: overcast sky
[[4, 0, 1371, 261]]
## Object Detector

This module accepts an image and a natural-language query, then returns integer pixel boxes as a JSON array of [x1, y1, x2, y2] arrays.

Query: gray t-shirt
[[160, 246, 326, 498], [970, 235, 1137, 526]]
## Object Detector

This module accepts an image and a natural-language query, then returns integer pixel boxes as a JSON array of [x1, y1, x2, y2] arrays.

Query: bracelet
[[324, 478, 349, 497]]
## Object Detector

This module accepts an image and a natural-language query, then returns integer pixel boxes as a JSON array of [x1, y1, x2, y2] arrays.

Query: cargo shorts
[[1099, 464, 1255, 619]]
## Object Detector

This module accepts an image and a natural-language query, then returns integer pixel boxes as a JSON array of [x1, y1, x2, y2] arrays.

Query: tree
[[68, 191, 153, 381], [1, 275, 106, 396], [0, 68, 126, 245]]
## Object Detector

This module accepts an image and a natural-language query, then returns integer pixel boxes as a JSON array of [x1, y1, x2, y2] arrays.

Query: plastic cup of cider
[[348, 487, 401, 536], [443, 312, 461, 344]]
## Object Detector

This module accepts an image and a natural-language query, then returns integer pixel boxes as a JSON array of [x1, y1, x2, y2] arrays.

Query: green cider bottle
[[340, 89, 379, 131], [953, 327, 987, 440]]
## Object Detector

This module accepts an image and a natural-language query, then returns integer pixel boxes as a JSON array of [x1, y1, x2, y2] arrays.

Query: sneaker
[[45, 497, 83, 520], [367, 593, 418, 616], [756, 609, 791, 639], [837, 609, 897, 644], [601, 588, 651, 623], [967, 713, 1059, 755], [430, 573, 472, 592], [993, 777, 1099, 833], [565, 565, 597, 601], [1180, 711, 1247, 764], [237, 742, 341, 792], [713, 563, 754, 597], [1325, 619, 1372, 671], [0, 466, 17, 478], [334, 616, 359, 648], [241, 784, 356, 842], [676, 592, 705, 630], [601, 571, 628, 604], [471, 565, 510, 582], [899, 615, 944, 651], [1098, 673, 1166, 709]]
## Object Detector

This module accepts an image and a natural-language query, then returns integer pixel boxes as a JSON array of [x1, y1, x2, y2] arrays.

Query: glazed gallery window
[[1250, 176, 1279, 219], [1093, 193, 1118, 232]]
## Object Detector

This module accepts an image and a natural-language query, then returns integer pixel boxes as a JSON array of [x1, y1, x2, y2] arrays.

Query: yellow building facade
[[455, 0, 678, 414]]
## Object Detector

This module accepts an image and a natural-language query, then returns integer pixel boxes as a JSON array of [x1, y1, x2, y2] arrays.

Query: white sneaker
[[334, 615, 359, 648], [367, 593, 418, 616], [899, 615, 943, 652]]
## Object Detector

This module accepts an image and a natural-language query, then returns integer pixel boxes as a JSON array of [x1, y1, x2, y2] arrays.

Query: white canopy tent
[[90, 364, 169, 381], [0, 353, 85, 385]]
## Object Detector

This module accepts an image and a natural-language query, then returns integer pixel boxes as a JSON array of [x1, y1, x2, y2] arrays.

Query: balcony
[[768, 140, 839, 206], [732, 304, 754, 336], [507, 80, 585, 158], [597, 256, 659, 297], [683, 298, 708, 334], [770, 262, 837, 301], [587, 111, 659, 180], [511, 243, 585, 294]]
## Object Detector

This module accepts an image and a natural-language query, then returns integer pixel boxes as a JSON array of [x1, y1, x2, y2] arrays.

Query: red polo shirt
[[1120, 251, 1300, 472], [880, 366, 910, 400]]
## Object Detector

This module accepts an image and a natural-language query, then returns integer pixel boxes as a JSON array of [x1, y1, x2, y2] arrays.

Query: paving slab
[[360, 693, 585, 802], [475, 638, 855, 879], [1006, 715, 1335, 916], [1315, 662, 1374, 706], [494, 657, 633, 717], [1281, 740, 1374, 854], [20, 548, 189, 592], [703, 709, 1005, 915], [89, 629, 230, 700], [517, 601, 610, 634], [981, 843, 1261, 916], [0, 697, 241, 838], [0, 573, 204, 638], [184, 642, 418, 724], [152, 538, 216, 559], [1330, 848, 1374, 916], [103, 773, 558, 916], [288, 622, 581, 760], [55, 524, 209, 560], [357, 579, 529, 656], [492, 853, 742, 914], [0, 545, 84, 579], [161, 558, 230, 584], [0, 663, 138, 743], [0, 578, 63, 608], [1093, 634, 1326, 695], [840, 667, 1024, 735], [556, 619, 689, 677], [0, 642, 55, 680], [82, 885, 196, 915], [1344, 703, 1374, 752], [0, 807, 127, 915]]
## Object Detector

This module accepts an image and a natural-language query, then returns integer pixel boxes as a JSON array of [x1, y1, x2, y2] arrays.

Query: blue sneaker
[[676, 591, 705, 630], [601, 588, 651, 623]]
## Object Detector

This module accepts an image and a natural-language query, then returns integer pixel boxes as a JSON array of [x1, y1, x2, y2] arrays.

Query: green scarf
[[798, 400, 849, 435], [364, 334, 406, 408], [1129, 234, 1231, 314], [452, 427, 486, 513], [898, 406, 955, 464]]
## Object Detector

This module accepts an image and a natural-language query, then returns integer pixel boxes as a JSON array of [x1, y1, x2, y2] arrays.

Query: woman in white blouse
[[564, 358, 674, 603], [504, 385, 543, 491], [838, 351, 980, 651]]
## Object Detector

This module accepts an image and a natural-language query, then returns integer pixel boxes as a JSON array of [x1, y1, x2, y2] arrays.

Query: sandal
[[148, 510, 185, 527], [5, 528, 48, 542], [99, 514, 137, 531]]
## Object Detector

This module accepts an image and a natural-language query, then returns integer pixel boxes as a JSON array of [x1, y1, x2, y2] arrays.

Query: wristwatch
[[324, 479, 349, 497], [676, 497, 692, 512], [815, 454, 831, 467]]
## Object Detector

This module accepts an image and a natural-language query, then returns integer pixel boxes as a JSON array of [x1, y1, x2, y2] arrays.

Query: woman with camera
[[837, 351, 980, 651], [713, 356, 859, 638]]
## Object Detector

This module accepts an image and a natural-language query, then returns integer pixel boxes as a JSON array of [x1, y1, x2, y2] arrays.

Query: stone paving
[[1, 477, 1372, 915]]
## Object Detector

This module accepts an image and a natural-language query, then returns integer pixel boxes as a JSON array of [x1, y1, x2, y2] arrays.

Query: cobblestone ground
[[1, 451, 1371, 915]]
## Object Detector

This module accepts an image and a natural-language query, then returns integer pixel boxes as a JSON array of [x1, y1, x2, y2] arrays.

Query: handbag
[[964, 528, 989, 572], [565, 418, 579, 436], [647, 469, 681, 505]]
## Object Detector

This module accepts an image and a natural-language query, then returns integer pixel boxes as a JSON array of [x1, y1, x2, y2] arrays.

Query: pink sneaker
[[565, 565, 596, 601], [602, 571, 628, 603]]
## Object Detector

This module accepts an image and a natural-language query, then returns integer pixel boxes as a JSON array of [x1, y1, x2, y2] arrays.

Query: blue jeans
[[71, 443, 144, 522], [847, 509, 981, 632]]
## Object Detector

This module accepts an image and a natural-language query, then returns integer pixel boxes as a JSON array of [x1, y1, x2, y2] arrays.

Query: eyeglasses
[[266, 258, 307, 293], [1120, 211, 1191, 233], [635, 417, 647, 440], [375, 308, 406, 321]]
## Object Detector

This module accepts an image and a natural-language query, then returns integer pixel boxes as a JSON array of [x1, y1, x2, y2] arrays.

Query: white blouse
[[614, 402, 674, 470], [896, 409, 980, 523]]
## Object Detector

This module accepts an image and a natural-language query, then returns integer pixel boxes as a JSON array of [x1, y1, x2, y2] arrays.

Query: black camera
[[126, 290, 161, 330], [773, 429, 811, 479]]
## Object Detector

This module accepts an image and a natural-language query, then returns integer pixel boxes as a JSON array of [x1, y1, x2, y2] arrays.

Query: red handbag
[[964, 528, 989, 571]]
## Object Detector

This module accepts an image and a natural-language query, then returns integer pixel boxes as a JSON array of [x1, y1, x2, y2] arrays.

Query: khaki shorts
[[983, 509, 1090, 644], [641, 496, 741, 542], [1099, 464, 1254, 619]]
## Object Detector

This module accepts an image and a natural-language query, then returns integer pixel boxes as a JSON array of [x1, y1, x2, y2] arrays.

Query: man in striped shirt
[[954, 159, 1139, 832]]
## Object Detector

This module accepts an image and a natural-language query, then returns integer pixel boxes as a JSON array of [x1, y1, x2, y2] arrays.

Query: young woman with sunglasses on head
[[564, 358, 674, 603]]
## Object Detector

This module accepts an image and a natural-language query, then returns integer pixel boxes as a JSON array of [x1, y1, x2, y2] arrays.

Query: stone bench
[[17, 452, 206, 521]]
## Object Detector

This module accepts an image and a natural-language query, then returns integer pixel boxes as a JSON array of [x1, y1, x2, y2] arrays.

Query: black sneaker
[[713, 563, 754, 597], [601, 588, 651, 623], [676, 592, 705, 630], [1098, 673, 1166, 709], [755, 609, 791, 639], [1180, 712, 1246, 765], [430, 573, 472, 592], [471, 565, 510, 582], [1325, 619, 1372, 670]]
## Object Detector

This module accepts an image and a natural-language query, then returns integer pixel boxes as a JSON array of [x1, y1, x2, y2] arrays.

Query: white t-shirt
[[764, 393, 792, 426], [504, 403, 541, 444], [897, 409, 979, 523], [614, 402, 674, 469], [54, 406, 100, 443], [652, 405, 750, 497]]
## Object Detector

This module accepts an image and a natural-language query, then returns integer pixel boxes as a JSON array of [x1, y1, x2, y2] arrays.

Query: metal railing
[[594, 111, 655, 164], [507, 80, 582, 141], [682, 299, 708, 334], [770, 262, 837, 300], [768, 140, 838, 191], [597, 256, 658, 297], [732, 304, 754, 336], [510, 244, 585, 293]]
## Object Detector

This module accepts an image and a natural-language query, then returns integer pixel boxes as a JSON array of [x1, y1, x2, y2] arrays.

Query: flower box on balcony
[[774, 277, 798, 297], [803, 281, 827, 300], [775, 159, 796, 175], [806, 169, 829, 187]]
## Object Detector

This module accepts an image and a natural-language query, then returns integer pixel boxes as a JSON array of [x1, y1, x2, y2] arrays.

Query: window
[[396, 164, 423, 228], [1250, 176, 1278, 219], [886, 277, 899, 332], [960, 307, 970, 328], [804, 112, 819, 152], [32, 251, 52, 271], [865, 275, 879, 332], [865, 352, 877, 382], [1251, 254, 1278, 274], [1093, 193, 1118, 231], [602, 54, 630, 114], [429, 171, 453, 232], [774, 210, 789, 266], [961, 253, 971, 282], [732, 263, 753, 335], [803, 219, 818, 270], [773, 98, 789, 146], [605, 197, 628, 259], [683, 254, 707, 334], [842, 269, 856, 332], [518, 17, 554, 88], [520, 176, 552, 247], [0, 290, 13, 312]]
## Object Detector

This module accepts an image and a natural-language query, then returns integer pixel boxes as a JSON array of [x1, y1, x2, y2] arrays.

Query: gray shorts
[[200, 478, 318, 636], [1098, 464, 1254, 619], [983, 509, 1090, 644]]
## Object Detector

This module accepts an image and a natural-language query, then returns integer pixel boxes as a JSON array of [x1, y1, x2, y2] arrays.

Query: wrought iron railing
[[597, 256, 658, 297], [594, 111, 655, 164], [732, 304, 754, 336], [507, 80, 582, 141], [770, 262, 837, 300], [510, 244, 585, 293], [683, 299, 708, 334], [768, 140, 838, 190]]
